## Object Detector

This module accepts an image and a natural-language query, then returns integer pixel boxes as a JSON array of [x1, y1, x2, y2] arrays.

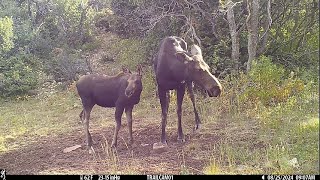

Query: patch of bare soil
[[0, 113, 223, 175]]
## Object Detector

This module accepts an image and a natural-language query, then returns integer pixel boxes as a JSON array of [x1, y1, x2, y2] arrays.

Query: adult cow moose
[[153, 36, 222, 147], [76, 66, 143, 153]]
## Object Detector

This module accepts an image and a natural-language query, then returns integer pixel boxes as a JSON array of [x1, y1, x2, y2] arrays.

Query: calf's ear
[[122, 66, 131, 73], [137, 64, 143, 76]]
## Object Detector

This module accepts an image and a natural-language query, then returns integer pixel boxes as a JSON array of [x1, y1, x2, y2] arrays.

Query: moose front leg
[[158, 87, 170, 144], [187, 82, 201, 130], [79, 110, 84, 124], [125, 106, 134, 145], [111, 106, 124, 148], [176, 84, 186, 142]]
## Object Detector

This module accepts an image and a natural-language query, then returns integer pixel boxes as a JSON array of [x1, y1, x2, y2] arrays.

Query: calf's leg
[[125, 106, 134, 145], [111, 106, 124, 148]]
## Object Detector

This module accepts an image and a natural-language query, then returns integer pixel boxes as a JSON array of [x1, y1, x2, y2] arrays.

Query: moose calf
[[76, 66, 143, 152]]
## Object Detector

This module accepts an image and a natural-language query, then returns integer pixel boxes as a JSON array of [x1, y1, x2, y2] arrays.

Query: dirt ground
[[0, 108, 223, 175]]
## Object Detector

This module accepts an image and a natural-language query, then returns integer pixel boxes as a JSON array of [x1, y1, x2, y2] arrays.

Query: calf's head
[[124, 66, 143, 98], [176, 45, 222, 97]]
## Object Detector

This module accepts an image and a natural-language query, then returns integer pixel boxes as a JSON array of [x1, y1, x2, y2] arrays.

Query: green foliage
[[45, 0, 97, 48], [43, 49, 89, 83], [0, 1, 35, 54], [110, 38, 147, 68], [201, 55, 318, 174], [267, 0, 319, 69], [205, 40, 232, 75], [0, 16, 14, 54], [12, 17, 34, 52], [30, 16, 59, 57], [80, 36, 102, 52], [107, 37, 157, 98], [239, 56, 305, 107], [0, 53, 40, 97]]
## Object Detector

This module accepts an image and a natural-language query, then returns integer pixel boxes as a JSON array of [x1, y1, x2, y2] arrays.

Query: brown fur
[[153, 36, 222, 144], [76, 67, 143, 150]]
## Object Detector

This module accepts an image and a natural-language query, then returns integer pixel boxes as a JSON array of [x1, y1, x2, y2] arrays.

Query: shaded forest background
[[0, 0, 318, 98]]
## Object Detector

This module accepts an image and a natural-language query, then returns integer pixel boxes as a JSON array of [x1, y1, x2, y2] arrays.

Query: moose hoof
[[88, 146, 95, 154], [111, 143, 117, 150], [92, 140, 98, 145], [177, 137, 185, 143], [194, 124, 201, 132], [128, 139, 133, 145], [152, 142, 168, 153]]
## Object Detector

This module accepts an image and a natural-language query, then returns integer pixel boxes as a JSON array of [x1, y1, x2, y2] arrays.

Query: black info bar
[[2, 174, 319, 180]]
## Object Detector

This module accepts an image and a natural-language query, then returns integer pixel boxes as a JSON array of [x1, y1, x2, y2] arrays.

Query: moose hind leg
[[176, 85, 186, 142], [111, 106, 124, 148], [83, 105, 94, 150], [187, 82, 201, 130]]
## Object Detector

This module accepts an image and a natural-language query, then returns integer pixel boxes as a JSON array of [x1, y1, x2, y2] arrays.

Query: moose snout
[[208, 86, 222, 97]]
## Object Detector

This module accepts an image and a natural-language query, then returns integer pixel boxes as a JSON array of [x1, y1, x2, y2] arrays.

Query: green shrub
[[0, 16, 14, 54], [0, 53, 40, 97], [108, 37, 159, 97], [110, 38, 147, 68], [42, 49, 89, 83], [238, 56, 305, 107], [81, 37, 102, 52]]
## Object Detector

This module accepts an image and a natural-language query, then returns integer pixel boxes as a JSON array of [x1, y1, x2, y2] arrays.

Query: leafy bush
[[109, 38, 147, 68], [81, 37, 102, 52], [0, 53, 40, 97], [0, 16, 14, 54], [107, 37, 157, 98], [239, 56, 305, 107], [42, 49, 89, 83]]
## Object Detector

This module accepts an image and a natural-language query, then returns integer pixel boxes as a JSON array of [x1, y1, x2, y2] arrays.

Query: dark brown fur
[[76, 67, 142, 150], [153, 36, 222, 144]]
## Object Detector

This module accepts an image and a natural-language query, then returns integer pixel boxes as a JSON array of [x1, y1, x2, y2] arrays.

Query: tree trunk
[[226, 1, 240, 71], [258, 0, 272, 56], [257, 20, 269, 56], [246, 0, 260, 72], [78, 2, 88, 45], [27, 0, 32, 20]]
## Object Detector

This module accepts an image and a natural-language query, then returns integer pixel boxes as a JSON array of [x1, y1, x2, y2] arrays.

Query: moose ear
[[175, 51, 194, 64], [122, 66, 131, 73], [137, 64, 143, 76]]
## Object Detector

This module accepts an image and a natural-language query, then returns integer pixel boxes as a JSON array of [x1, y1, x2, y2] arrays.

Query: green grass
[[201, 85, 319, 174], [0, 91, 81, 152]]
